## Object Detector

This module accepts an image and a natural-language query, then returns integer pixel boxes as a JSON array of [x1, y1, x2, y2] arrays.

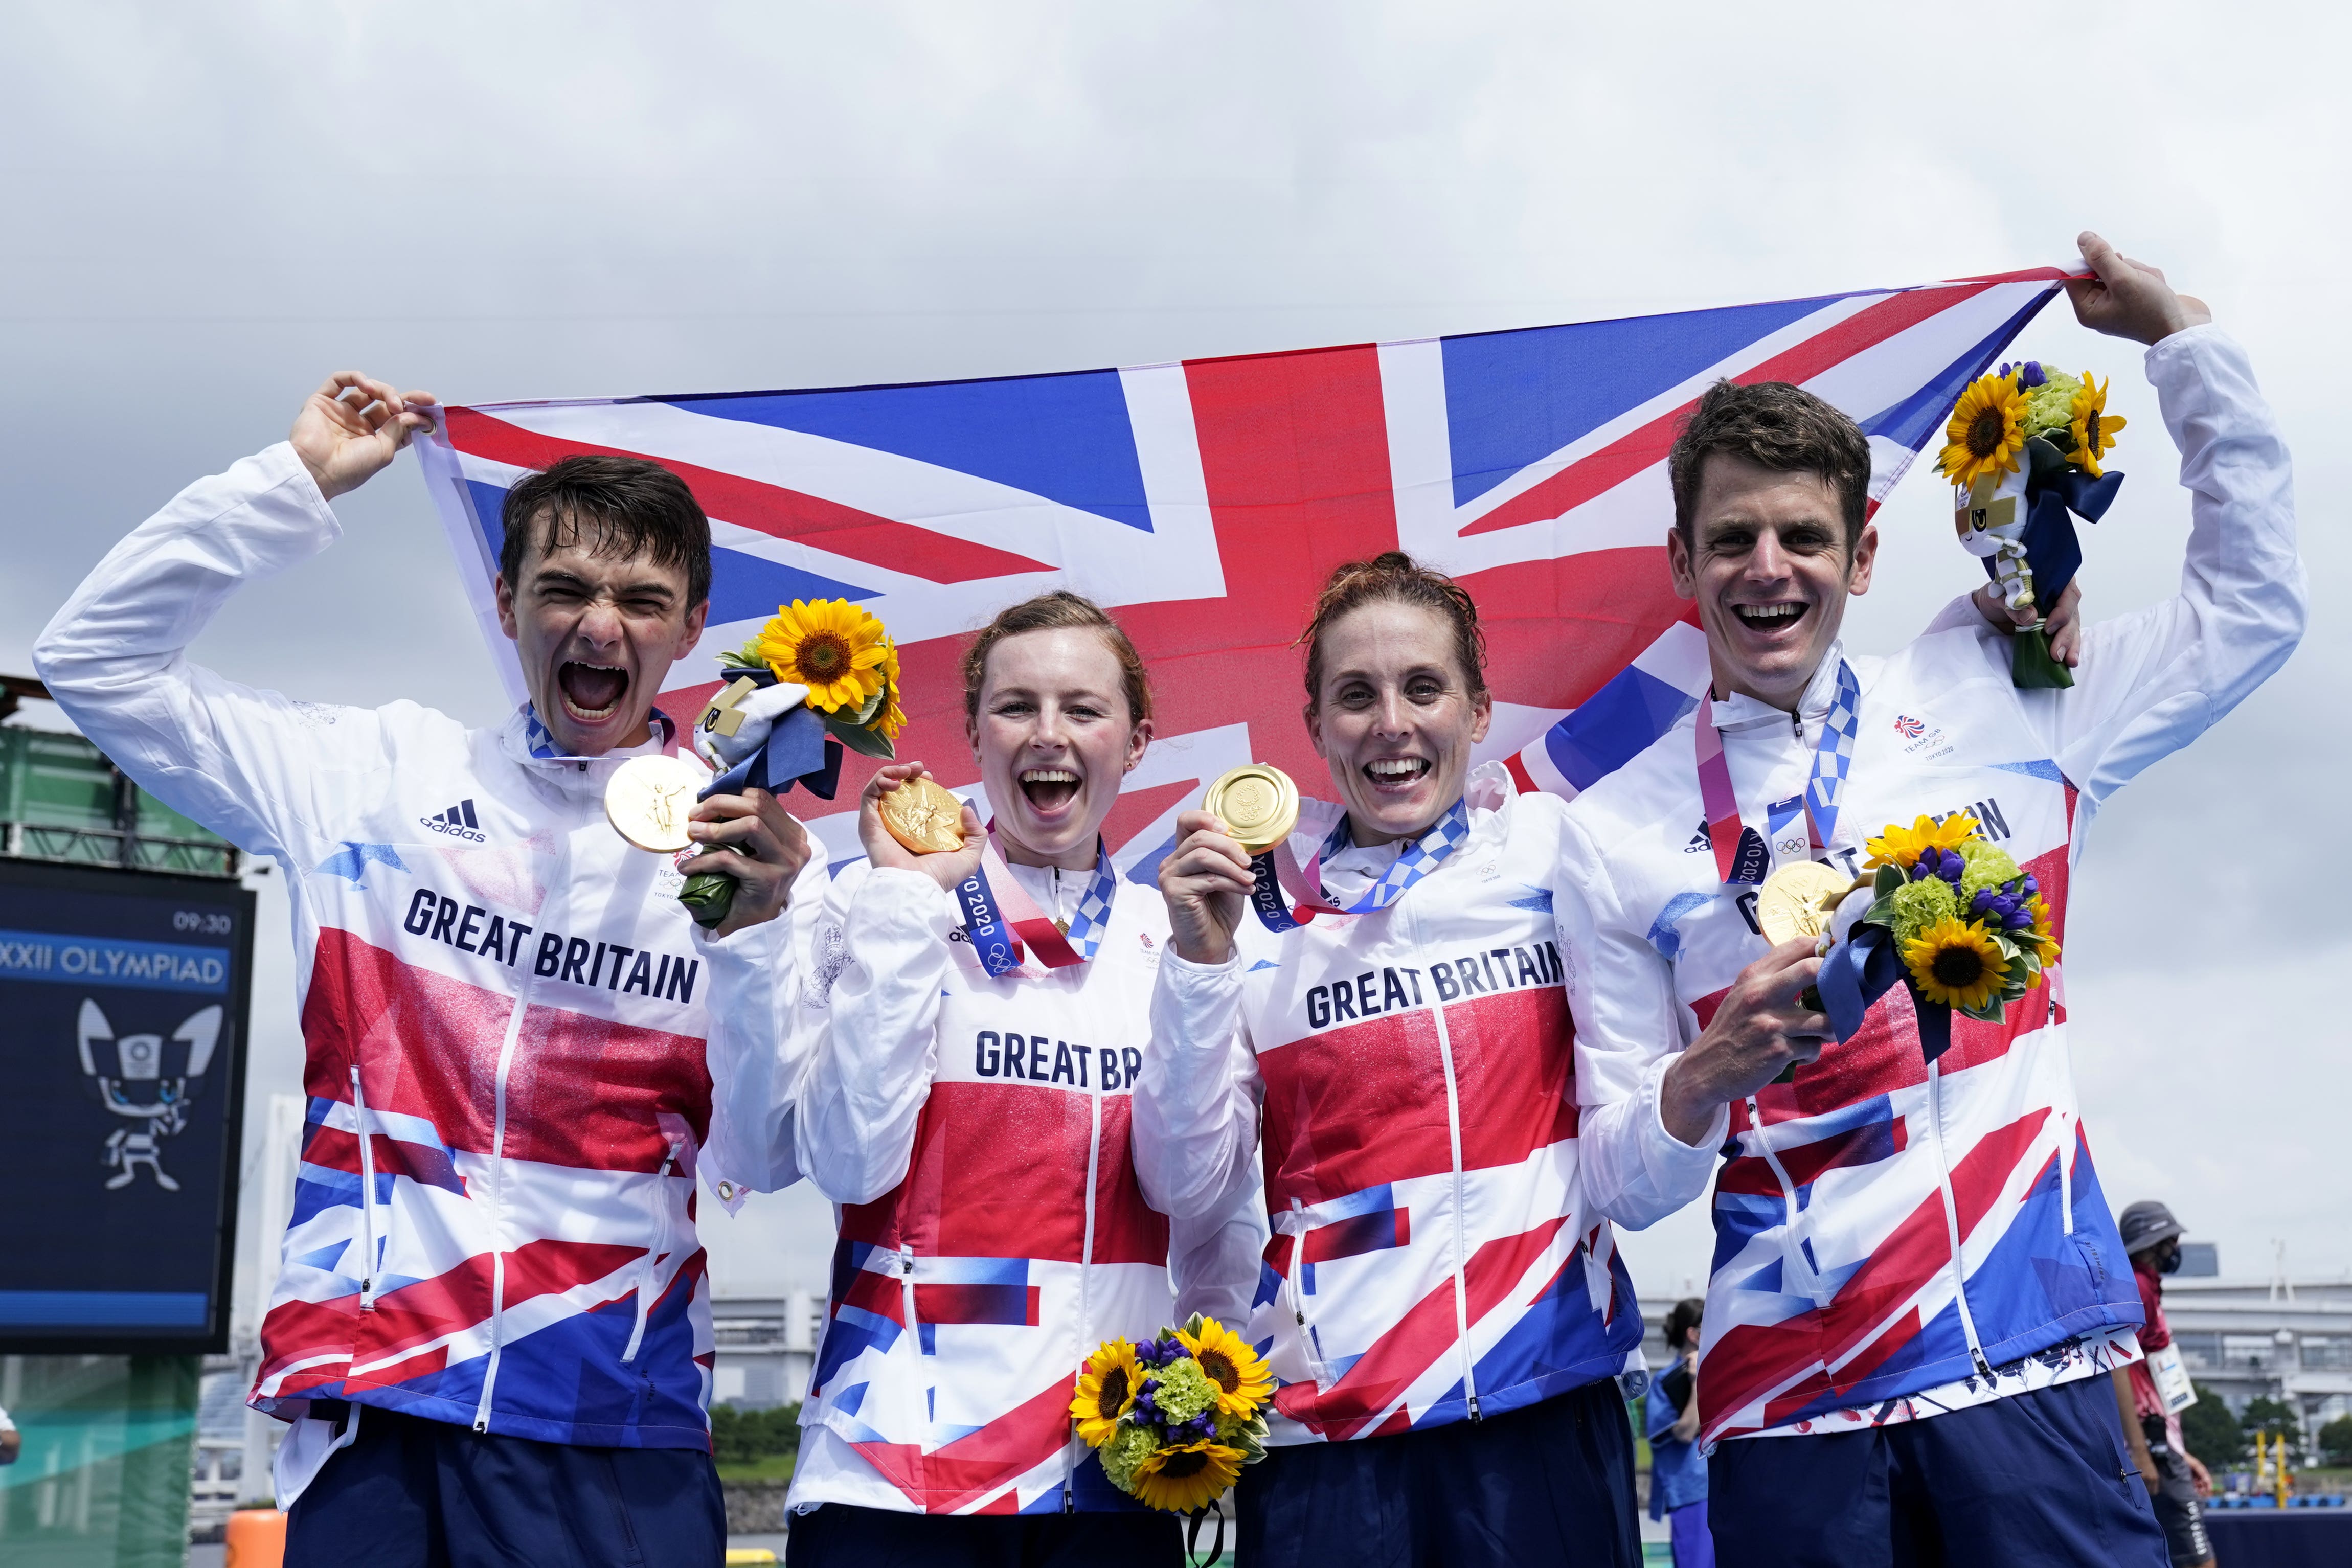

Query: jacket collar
[[1293, 759, 1517, 869], [495, 703, 683, 798], [1705, 641, 1847, 738]]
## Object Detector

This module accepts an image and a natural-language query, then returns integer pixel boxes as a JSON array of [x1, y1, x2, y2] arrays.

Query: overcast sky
[[3, 3, 2343, 1307]]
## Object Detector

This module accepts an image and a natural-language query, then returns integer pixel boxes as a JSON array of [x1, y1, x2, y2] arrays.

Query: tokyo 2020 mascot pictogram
[[76, 998, 222, 1191]]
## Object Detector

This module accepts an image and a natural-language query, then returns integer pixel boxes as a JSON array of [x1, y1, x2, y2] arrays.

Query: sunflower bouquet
[[1857, 813, 2057, 1022], [718, 597, 908, 757], [1936, 360, 2129, 690], [1072, 1314, 1274, 1513], [676, 599, 907, 925]]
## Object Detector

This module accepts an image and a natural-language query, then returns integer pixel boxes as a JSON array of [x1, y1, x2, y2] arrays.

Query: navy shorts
[[1707, 1374, 2170, 1567], [783, 1502, 1183, 1567], [284, 1405, 725, 1568], [1236, 1376, 1640, 1568]]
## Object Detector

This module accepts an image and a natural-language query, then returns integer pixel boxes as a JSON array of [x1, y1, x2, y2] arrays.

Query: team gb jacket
[[769, 861, 1263, 1516], [34, 443, 826, 1476], [1138, 766, 1661, 1447], [1556, 326, 2303, 1445]]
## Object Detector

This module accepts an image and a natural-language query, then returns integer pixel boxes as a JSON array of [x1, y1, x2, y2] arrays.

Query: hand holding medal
[[1754, 860, 1873, 1082], [1154, 777, 1275, 967], [604, 596, 909, 929], [859, 764, 983, 889]]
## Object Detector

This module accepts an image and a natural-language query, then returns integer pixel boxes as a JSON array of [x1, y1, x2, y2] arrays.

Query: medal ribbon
[[1248, 798, 1472, 933], [1697, 659, 1860, 886], [955, 831, 1119, 979]]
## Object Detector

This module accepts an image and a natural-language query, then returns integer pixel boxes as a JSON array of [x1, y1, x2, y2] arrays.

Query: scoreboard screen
[[0, 857, 254, 1353]]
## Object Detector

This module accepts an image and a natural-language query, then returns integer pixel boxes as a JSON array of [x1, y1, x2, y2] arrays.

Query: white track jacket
[[1557, 326, 2303, 1444], [1137, 768, 1662, 1447], [34, 443, 826, 1489], [758, 861, 1263, 1517]]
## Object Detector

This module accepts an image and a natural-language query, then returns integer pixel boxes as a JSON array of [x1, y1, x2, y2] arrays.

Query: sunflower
[[874, 688, 908, 741], [2023, 895, 2061, 965], [1176, 1317, 1275, 1421], [1864, 812, 1980, 871], [1936, 372, 2029, 491], [1071, 1339, 1145, 1447], [1902, 917, 2007, 1011], [873, 637, 908, 740], [1130, 1439, 1244, 1513], [2066, 372, 2127, 478], [756, 599, 890, 714]]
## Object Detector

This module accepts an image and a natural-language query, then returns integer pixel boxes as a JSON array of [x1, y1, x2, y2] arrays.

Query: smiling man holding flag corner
[[1557, 234, 2303, 1564]]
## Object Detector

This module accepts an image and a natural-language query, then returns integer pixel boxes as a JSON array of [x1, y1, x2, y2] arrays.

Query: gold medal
[[604, 755, 705, 853], [1203, 764, 1300, 857], [878, 775, 968, 855], [1755, 860, 1857, 946]]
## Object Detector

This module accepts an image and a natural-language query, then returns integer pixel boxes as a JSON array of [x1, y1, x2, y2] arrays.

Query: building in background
[[2162, 1268, 2352, 1439], [709, 1296, 827, 1410]]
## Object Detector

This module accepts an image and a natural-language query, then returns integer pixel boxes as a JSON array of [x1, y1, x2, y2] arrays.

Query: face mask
[[2158, 1242, 2183, 1275]]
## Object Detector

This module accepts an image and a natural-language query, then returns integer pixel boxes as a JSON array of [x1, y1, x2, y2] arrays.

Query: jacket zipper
[[349, 1065, 379, 1311], [1282, 1200, 1316, 1368], [2051, 990, 2075, 1236], [897, 1242, 919, 1378], [1924, 1057, 1994, 1378], [1068, 1080, 1102, 1514], [1415, 891, 1480, 1421], [469, 823, 560, 1434], [621, 1139, 681, 1365]]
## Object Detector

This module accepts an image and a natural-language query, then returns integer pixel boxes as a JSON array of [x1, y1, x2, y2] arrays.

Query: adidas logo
[[421, 799, 486, 843]]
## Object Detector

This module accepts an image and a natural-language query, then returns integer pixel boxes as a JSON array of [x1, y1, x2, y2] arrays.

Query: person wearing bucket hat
[[2114, 1202, 2217, 1568]]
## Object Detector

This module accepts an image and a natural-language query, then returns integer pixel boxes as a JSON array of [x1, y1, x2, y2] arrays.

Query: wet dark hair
[[1664, 1297, 1705, 1352], [500, 455, 713, 609], [960, 590, 1153, 726], [1667, 379, 1872, 551], [1299, 552, 1488, 704]]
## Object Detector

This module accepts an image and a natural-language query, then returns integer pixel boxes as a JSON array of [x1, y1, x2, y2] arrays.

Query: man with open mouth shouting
[[1554, 236, 2301, 1565], [36, 373, 827, 1568]]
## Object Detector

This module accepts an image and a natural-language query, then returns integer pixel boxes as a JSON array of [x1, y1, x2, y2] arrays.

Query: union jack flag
[[416, 268, 2074, 865]]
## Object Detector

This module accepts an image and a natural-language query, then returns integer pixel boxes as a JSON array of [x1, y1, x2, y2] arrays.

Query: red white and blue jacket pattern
[[1555, 328, 2303, 1443], [35, 443, 820, 1462], [1139, 771, 1644, 1446], [776, 863, 1261, 1515]]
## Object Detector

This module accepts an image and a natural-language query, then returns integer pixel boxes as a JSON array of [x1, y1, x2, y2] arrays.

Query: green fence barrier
[[0, 1355, 199, 1567]]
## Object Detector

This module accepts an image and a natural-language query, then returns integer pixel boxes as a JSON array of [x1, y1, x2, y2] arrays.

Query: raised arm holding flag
[[1557, 235, 2301, 1566]]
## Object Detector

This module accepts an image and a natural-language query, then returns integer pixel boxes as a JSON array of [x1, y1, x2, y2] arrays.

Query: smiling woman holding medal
[[733, 591, 1261, 1564], [1136, 552, 1653, 1567]]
